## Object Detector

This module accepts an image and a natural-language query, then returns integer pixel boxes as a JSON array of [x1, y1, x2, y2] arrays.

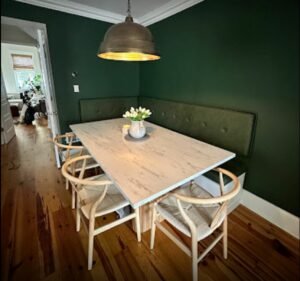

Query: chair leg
[[66, 178, 69, 190], [223, 216, 228, 259], [150, 204, 157, 250], [88, 219, 95, 270], [135, 207, 141, 242], [71, 188, 75, 209], [191, 234, 198, 281]]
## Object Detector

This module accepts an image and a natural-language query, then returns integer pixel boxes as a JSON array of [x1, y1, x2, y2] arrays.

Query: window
[[12, 54, 34, 69], [14, 70, 36, 90], [11, 54, 36, 91]]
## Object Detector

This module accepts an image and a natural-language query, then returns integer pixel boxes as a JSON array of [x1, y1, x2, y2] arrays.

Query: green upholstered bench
[[138, 97, 254, 156], [80, 97, 138, 122]]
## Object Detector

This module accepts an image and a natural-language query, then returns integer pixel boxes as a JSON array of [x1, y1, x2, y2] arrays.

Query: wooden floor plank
[[1, 188, 19, 281], [1, 119, 299, 281], [52, 207, 94, 281]]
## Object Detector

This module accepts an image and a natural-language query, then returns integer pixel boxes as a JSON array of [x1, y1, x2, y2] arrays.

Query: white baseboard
[[241, 190, 300, 239]]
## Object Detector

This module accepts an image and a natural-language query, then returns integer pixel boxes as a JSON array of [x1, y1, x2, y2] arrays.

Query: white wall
[[1, 43, 42, 96]]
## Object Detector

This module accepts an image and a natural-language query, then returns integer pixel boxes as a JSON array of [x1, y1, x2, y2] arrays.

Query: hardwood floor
[[1, 120, 299, 281]]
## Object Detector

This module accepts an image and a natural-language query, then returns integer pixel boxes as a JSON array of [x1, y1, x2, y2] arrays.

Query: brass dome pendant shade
[[97, 0, 160, 61]]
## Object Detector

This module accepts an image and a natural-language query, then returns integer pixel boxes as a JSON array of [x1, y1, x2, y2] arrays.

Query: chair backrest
[[172, 168, 240, 230], [61, 155, 112, 187], [53, 132, 84, 162]]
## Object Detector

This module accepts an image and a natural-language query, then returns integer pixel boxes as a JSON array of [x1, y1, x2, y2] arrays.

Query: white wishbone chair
[[150, 168, 240, 281], [61, 155, 141, 270], [53, 132, 99, 208]]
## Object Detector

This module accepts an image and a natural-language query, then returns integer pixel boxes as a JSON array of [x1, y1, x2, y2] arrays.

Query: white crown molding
[[2, 15, 46, 29], [15, 0, 125, 24], [140, 0, 205, 26], [14, 0, 205, 26]]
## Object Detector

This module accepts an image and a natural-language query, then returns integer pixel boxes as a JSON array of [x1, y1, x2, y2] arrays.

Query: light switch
[[73, 85, 80, 93]]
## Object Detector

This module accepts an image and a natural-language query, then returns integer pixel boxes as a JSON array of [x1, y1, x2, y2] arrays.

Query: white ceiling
[[1, 24, 38, 46], [15, 0, 205, 26]]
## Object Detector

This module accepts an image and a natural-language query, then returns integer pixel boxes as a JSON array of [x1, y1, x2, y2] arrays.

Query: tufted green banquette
[[139, 97, 255, 157], [80, 97, 138, 122]]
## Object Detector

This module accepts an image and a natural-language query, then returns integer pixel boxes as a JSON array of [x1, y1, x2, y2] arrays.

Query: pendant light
[[97, 0, 160, 61]]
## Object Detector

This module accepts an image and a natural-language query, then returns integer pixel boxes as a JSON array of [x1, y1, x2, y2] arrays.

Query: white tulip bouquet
[[123, 107, 152, 121]]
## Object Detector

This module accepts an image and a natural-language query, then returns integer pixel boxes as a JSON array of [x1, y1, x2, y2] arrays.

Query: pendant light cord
[[127, 0, 131, 17]]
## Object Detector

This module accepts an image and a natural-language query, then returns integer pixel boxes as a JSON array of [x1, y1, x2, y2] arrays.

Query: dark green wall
[[140, 0, 299, 216], [1, 0, 139, 132]]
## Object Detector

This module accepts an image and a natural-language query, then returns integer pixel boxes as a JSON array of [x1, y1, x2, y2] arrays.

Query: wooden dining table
[[70, 118, 235, 232]]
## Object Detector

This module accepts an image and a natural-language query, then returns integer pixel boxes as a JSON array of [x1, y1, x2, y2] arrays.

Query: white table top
[[70, 118, 235, 208]]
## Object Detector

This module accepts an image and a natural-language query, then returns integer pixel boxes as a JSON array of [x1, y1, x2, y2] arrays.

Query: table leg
[[132, 202, 164, 233]]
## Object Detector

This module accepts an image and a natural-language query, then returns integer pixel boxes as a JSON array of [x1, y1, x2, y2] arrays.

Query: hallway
[[1, 121, 299, 281]]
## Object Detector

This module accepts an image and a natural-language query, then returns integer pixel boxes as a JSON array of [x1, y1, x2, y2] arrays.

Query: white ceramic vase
[[129, 120, 146, 139]]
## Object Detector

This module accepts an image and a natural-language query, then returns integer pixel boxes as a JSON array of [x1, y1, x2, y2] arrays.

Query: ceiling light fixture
[[97, 0, 160, 61]]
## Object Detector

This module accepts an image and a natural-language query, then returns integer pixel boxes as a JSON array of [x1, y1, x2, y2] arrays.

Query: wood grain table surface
[[70, 118, 235, 208]]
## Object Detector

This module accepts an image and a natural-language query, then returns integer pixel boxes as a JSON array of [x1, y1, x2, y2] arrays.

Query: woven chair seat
[[78, 174, 130, 219], [157, 183, 226, 241]]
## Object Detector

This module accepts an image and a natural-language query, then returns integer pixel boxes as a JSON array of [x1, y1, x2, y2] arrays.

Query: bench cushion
[[204, 159, 247, 185], [80, 97, 138, 122], [139, 97, 255, 157]]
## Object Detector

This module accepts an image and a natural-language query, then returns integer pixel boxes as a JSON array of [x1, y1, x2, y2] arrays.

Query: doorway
[[1, 16, 61, 166], [1, 42, 45, 124]]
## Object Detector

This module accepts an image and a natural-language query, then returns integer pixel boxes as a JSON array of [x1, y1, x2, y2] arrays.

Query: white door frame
[[1, 16, 61, 166], [1, 71, 16, 144]]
